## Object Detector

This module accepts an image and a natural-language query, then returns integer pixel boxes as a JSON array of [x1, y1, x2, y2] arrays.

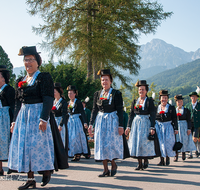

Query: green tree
[[119, 84, 132, 113], [0, 45, 15, 86], [147, 82, 159, 105], [39, 62, 101, 110], [27, 0, 172, 87]]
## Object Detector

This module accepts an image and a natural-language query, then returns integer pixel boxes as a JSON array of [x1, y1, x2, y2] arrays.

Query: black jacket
[[14, 72, 54, 122], [127, 97, 156, 129], [90, 89, 123, 127], [67, 98, 87, 124], [177, 108, 192, 130], [156, 104, 178, 130], [52, 98, 68, 127], [0, 84, 15, 122]]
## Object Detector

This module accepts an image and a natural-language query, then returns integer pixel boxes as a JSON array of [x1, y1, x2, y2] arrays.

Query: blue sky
[[0, 0, 200, 68]]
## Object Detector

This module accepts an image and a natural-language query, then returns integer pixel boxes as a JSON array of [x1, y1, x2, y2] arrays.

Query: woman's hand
[[39, 120, 47, 132], [84, 123, 88, 129], [125, 128, 130, 136], [118, 127, 124, 136], [88, 125, 93, 136], [187, 130, 191, 135], [58, 126, 62, 132], [174, 130, 178, 135], [10, 122, 15, 133], [150, 129, 155, 135]]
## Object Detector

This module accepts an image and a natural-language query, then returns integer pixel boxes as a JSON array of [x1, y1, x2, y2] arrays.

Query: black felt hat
[[174, 94, 184, 101], [18, 46, 40, 56], [54, 83, 63, 95], [0, 65, 9, 72], [189, 92, 199, 97], [97, 69, 111, 76], [67, 85, 77, 91], [135, 80, 149, 87], [159, 90, 170, 96], [173, 142, 183, 151], [54, 82, 62, 89]]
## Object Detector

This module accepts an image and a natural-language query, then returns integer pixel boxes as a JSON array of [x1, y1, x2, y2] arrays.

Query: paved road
[[1, 150, 200, 190]]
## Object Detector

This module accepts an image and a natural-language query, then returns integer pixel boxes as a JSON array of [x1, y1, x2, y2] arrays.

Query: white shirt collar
[[192, 101, 197, 109]]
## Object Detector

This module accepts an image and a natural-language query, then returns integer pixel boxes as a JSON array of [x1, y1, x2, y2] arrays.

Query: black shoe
[[18, 180, 36, 190], [71, 156, 80, 162], [111, 165, 118, 176], [195, 151, 199, 158], [182, 152, 186, 160], [188, 155, 193, 159], [166, 157, 170, 166], [84, 155, 91, 159], [135, 165, 143, 170], [7, 169, 12, 174], [98, 170, 110, 177], [174, 154, 178, 162], [41, 172, 51, 187], [143, 160, 149, 169], [0, 169, 4, 176], [157, 161, 165, 166]]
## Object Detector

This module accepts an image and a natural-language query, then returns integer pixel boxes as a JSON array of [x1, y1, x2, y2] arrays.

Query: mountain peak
[[139, 39, 199, 69]]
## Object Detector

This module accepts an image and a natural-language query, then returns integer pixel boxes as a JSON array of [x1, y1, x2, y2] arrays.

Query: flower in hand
[[18, 81, 28, 88]]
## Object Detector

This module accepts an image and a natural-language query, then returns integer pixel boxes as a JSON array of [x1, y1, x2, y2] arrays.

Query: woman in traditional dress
[[125, 80, 156, 170], [155, 90, 178, 166], [67, 85, 89, 161], [8, 46, 55, 189], [173, 94, 196, 161], [52, 82, 68, 148], [88, 69, 129, 177], [0, 65, 15, 176]]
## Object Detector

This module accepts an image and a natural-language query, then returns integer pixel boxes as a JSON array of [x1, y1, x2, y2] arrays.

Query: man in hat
[[81, 97, 92, 159], [185, 92, 200, 158], [81, 97, 91, 126]]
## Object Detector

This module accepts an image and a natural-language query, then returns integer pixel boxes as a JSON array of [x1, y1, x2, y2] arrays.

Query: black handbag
[[173, 141, 183, 151], [148, 133, 155, 140]]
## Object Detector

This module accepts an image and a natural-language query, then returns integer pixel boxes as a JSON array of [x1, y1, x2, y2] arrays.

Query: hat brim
[[0, 68, 9, 72], [175, 98, 184, 101], [18, 52, 41, 56], [189, 94, 199, 97], [135, 84, 149, 87], [159, 94, 170, 96], [54, 86, 63, 90]]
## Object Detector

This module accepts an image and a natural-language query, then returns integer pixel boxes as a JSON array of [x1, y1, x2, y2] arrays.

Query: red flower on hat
[[159, 111, 165, 114], [18, 81, 27, 88], [177, 113, 182, 116], [52, 106, 56, 110]]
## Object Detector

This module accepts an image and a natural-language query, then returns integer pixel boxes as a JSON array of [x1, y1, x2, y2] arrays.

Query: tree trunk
[[87, 1, 92, 79], [93, 60, 98, 80]]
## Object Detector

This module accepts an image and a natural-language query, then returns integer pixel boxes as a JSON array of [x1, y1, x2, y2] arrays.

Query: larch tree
[[26, 0, 172, 87]]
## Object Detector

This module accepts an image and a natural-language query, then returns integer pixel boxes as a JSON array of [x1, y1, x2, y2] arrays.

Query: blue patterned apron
[[128, 115, 156, 157], [94, 111, 123, 160]]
